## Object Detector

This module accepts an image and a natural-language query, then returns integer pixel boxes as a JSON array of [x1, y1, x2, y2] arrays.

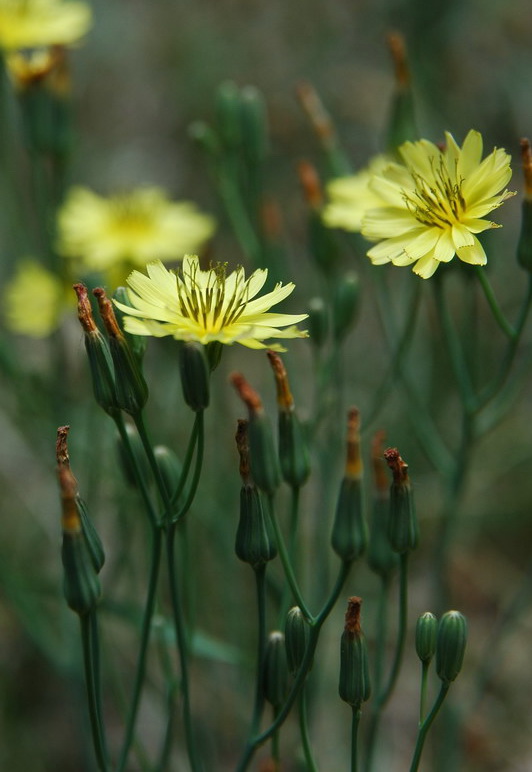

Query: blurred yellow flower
[[57, 187, 216, 278], [0, 0, 91, 50], [362, 130, 515, 278], [322, 154, 391, 232], [4, 260, 66, 337], [113, 256, 309, 351]]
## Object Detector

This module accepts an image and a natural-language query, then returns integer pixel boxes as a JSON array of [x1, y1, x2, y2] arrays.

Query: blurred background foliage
[[1, 0, 532, 770]]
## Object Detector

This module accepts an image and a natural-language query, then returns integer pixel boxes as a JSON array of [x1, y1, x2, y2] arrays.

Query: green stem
[[80, 613, 109, 772], [351, 706, 362, 772], [271, 706, 281, 767], [372, 577, 391, 700], [171, 412, 201, 508], [267, 494, 313, 622], [175, 411, 205, 521], [278, 486, 301, 624], [116, 526, 163, 772], [114, 414, 158, 527], [250, 564, 267, 736], [419, 661, 430, 723], [134, 412, 175, 520], [365, 553, 409, 772], [474, 266, 515, 338], [409, 683, 450, 772], [298, 686, 318, 772]]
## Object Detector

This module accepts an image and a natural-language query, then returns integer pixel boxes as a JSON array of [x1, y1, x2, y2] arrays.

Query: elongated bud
[[263, 631, 290, 708], [331, 409, 367, 561], [76, 496, 105, 574], [368, 431, 398, 579], [339, 597, 371, 707], [385, 31, 418, 152], [416, 612, 438, 664], [154, 445, 183, 502], [231, 373, 281, 495], [113, 286, 147, 362], [307, 297, 329, 348], [436, 611, 467, 684], [517, 138, 532, 272], [285, 606, 311, 676], [241, 85, 269, 166], [116, 422, 151, 489], [94, 288, 148, 415], [234, 420, 277, 567], [74, 283, 119, 415], [178, 340, 210, 411], [57, 427, 101, 615], [333, 272, 360, 341], [216, 80, 242, 149], [267, 351, 310, 488], [296, 82, 351, 175], [385, 447, 418, 553], [297, 160, 323, 210]]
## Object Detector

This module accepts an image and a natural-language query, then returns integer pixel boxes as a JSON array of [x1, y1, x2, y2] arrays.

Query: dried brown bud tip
[[260, 198, 283, 240], [345, 407, 362, 479], [73, 284, 98, 334], [56, 424, 71, 468], [296, 81, 334, 141], [235, 419, 251, 483], [520, 138, 532, 199], [56, 426, 80, 533], [384, 447, 409, 484], [230, 372, 263, 415], [93, 287, 123, 339], [267, 351, 294, 411], [344, 596, 362, 635], [387, 31, 410, 88], [297, 160, 323, 209], [371, 430, 388, 495]]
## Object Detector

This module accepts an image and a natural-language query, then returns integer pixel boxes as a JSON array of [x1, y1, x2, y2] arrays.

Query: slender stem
[[351, 707, 362, 772], [172, 412, 201, 509], [419, 661, 430, 723], [409, 683, 450, 772], [278, 486, 301, 625], [116, 526, 163, 772], [299, 687, 318, 772], [114, 414, 158, 527], [134, 412, 175, 520], [365, 553, 409, 772], [267, 494, 313, 622], [271, 706, 281, 768], [474, 266, 515, 338], [80, 613, 109, 772], [250, 565, 267, 736], [175, 411, 205, 521], [372, 577, 391, 699]]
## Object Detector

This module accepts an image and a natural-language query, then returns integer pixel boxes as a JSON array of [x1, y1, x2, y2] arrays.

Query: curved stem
[[409, 683, 450, 772], [474, 266, 515, 338], [299, 686, 318, 772], [116, 526, 163, 772], [172, 412, 202, 509], [175, 411, 205, 521], [80, 612, 109, 772]]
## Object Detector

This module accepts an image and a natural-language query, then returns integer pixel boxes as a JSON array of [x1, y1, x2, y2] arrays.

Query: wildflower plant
[[2, 12, 532, 772]]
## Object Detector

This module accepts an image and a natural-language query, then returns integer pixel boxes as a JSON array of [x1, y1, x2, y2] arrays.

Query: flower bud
[[339, 597, 371, 707], [385, 32, 418, 152], [384, 448, 418, 554], [436, 611, 467, 685], [332, 272, 360, 342], [263, 631, 290, 708], [331, 409, 367, 561], [76, 495, 105, 574], [517, 139, 532, 272], [154, 445, 183, 502], [285, 606, 311, 676], [416, 612, 438, 664], [178, 340, 210, 412], [94, 288, 148, 415], [216, 80, 242, 149], [240, 85, 269, 166], [367, 431, 398, 579], [231, 373, 281, 495], [307, 297, 329, 348]]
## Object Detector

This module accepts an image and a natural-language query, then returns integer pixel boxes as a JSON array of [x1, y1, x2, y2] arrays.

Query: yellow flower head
[[0, 0, 91, 50], [322, 154, 391, 232], [113, 256, 309, 351], [57, 186, 216, 278], [361, 130, 515, 278], [4, 260, 67, 337]]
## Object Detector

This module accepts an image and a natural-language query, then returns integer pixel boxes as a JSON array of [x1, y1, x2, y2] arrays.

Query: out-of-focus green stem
[[409, 683, 450, 772], [250, 564, 267, 737], [80, 612, 109, 772], [419, 660, 431, 723], [351, 707, 362, 772], [299, 687, 318, 772], [474, 266, 515, 338], [278, 485, 301, 625]]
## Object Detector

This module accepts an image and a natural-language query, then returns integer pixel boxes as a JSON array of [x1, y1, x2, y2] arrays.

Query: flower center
[[402, 157, 466, 229], [110, 196, 154, 236], [176, 261, 249, 333]]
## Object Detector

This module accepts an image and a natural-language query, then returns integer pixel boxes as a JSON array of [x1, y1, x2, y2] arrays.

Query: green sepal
[[216, 80, 242, 150], [178, 341, 210, 412], [416, 612, 438, 664], [331, 478, 367, 562], [388, 479, 418, 554], [154, 445, 183, 503], [235, 485, 277, 568], [285, 606, 311, 676], [278, 411, 310, 488], [307, 297, 329, 348], [240, 85, 269, 167], [333, 272, 360, 342], [76, 496, 105, 574], [116, 422, 151, 490], [62, 530, 101, 616], [263, 631, 290, 708], [109, 335, 149, 415], [339, 629, 371, 707], [84, 329, 119, 415], [248, 412, 281, 495], [436, 611, 467, 684]]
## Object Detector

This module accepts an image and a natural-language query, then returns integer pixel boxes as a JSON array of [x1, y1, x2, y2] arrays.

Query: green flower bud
[[188, 120, 221, 157], [368, 496, 399, 579], [307, 297, 329, 348], [263, 631, 290, 708], [385, 33, 418, 152], [331, 409, 367, 561], [216, 80, 242, 149], [240, 85, 269, 166], [339, 597, 371, 707], [235, 484, 277, 568], [384, 448, 418, 554], [436, 611, 467, 685], [416, 612, 438, 664], [154, 445, 183, 502], [116, 422, 152, 490], [178, 341, 210, 412], [309, 209, 340, 273], [285, 606, 311, 676], [76, 496, 105, 574], [332, 272, 360, 342]]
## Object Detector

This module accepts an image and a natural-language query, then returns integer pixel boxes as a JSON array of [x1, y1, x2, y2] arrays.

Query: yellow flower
[[0, 0, 91, 50], [4, 260, 67, 337], [113, 256, 309, 351], [322, 155, 391, 232], [57, 187, 216, 279], [361, 130, 515, 278]]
